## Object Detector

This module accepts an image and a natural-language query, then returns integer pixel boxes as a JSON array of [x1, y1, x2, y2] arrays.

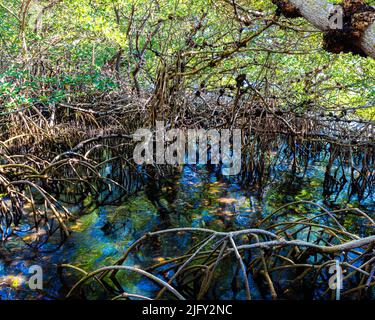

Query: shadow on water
[[0, 141, 373, 300]]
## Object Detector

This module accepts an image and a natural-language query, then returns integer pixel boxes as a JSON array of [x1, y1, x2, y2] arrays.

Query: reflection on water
[[0, 159, 373, 299]]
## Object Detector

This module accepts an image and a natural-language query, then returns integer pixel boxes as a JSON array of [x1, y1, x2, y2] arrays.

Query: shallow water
[[0, 158, 373, 300]]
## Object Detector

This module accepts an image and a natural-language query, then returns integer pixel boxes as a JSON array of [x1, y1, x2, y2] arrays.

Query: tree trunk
[[282, 0, 375, 58]]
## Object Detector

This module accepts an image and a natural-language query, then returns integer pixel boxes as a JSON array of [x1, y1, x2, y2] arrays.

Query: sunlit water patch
[[0, 162, 373, 299]]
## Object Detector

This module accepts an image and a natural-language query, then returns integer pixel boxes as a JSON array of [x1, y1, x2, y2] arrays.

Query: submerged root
[[0, 87, 373, 245], [62, 202, 375, 300], [0, 139, 138, 243]]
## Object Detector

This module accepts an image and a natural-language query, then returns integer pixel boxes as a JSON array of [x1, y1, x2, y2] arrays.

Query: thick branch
[[275, 0, 375, 58]]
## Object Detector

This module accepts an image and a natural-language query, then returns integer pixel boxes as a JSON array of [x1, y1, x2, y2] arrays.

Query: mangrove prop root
[[63, 202, 375, 300]]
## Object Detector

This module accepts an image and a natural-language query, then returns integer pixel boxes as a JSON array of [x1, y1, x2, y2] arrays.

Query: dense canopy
[[0, 0, 374, 302]]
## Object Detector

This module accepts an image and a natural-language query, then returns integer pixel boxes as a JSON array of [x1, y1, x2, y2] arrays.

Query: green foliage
[[0, 0, 374, 118]]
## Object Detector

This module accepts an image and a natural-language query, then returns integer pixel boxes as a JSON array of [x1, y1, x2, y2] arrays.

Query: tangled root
[[62, 202, 375, 300]]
